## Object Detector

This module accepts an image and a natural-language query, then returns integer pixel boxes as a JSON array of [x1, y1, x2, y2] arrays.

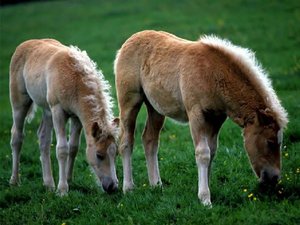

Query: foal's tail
[[25, 103, 37, 123]]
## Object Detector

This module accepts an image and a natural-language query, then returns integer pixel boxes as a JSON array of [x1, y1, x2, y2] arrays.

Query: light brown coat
[[114, 30, 288, 205], [10, 39, 118, 195]]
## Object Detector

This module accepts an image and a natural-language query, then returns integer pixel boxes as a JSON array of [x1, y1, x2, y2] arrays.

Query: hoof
[[9, 177, 20, 186], [56, 189, 68, 197], [123, 182, 134, 193], [150, 179, 162, 187], [57, 183, 69, 196], [198, 191, 212, 207], [45, 185, 55, 192], [44, 180, 55, 192], [201, 199, 212, 208]]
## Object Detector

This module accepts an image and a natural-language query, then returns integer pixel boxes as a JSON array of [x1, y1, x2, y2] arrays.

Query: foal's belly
[[142, 84, 188, 123], [24, 71, 49, 109]]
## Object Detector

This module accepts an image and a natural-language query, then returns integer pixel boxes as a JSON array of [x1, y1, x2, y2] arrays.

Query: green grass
[[0, 0, 299, 224]]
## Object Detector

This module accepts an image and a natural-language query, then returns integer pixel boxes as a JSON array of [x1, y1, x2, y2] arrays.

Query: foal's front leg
[[189, 115, 212, 206], [51, 105, 69, 196], [195, 136, 211, 206]]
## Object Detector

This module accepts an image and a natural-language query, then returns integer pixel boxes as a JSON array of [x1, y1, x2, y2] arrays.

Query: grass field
[[0, 0, 299, 224]]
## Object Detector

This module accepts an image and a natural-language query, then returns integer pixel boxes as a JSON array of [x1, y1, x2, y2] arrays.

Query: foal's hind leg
[[142, 102, 165, 186], [10, 100, 32, 185], [118, 94, 143, 192], [37, 110, 55, 190], [66, 117, 82, 182]]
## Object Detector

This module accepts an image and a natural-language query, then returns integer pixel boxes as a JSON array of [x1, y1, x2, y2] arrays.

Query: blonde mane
[[199, 35, 288, 128], [68, 46, 116, 136]]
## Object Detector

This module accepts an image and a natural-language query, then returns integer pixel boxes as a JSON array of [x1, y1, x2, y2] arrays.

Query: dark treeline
[[0, 0, 49, 6]]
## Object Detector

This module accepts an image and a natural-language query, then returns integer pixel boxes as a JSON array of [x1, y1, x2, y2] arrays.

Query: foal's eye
[[96, 153, 105, 161]]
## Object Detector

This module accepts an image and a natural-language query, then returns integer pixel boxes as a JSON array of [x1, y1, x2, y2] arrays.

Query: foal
[[9, 39, 118, 195], [114, 30, 288, 205]]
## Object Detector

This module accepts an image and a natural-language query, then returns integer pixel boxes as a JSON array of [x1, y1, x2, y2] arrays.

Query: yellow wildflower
[[169, 134, 176, 140], [117, 203, 124, 208]]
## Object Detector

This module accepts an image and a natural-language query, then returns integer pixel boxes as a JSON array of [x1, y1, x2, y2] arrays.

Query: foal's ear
[[112, 118, 120, 127], [91, 122, 103, 141], [257, 108, 274, 126]]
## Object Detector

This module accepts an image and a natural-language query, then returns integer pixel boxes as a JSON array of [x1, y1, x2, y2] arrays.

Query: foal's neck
[[227, 102, 265, 128], [224, 77, 267, 128], [78, 96, 111, 138]]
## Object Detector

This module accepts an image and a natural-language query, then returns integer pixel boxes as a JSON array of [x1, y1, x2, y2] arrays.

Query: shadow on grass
[[0, 188, 31, 208], [211, 179, 300, 208], [255, 182, 300, 202]]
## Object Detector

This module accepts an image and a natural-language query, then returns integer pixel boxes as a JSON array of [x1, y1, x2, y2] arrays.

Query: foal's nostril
[[271, 174, 279, 184], [260, 169, 280, 186], [262, 170, 268, 179], [106, 182, 118, 194], [102, 177, 118, 194]]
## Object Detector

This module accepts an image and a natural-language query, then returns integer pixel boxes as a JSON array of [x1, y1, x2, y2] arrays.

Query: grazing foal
[[9, 39, 118, 195], [114, 30, 288, 205]]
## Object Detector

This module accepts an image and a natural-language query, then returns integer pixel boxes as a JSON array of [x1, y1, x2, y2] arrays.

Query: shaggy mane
[[199, 35, 288, 128], [68, 46, 117, 137]]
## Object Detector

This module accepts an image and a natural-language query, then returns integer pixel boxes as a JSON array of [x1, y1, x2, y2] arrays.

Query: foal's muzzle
[[101, 176, 118, 194], [260, 169, 280, 186]]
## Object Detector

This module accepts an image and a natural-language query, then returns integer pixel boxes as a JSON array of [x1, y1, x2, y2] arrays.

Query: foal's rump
[[10, 39, 78, 110], [10, 40, 62, 96]]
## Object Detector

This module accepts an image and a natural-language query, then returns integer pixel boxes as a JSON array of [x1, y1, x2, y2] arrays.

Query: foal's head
[[243, 109, 283, 186], [86, 121, 119, 194]]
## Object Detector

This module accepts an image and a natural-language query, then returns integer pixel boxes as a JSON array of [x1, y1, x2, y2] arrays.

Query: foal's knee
[[119, 133, 134, 155], [10, 129, 23, 151], [195, 145, 210, 166], [56, 145, 68, 160], [119, 142, 133, 157]]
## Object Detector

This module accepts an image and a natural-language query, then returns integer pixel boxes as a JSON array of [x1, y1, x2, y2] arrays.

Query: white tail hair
[[25, 103, 37, 123]]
